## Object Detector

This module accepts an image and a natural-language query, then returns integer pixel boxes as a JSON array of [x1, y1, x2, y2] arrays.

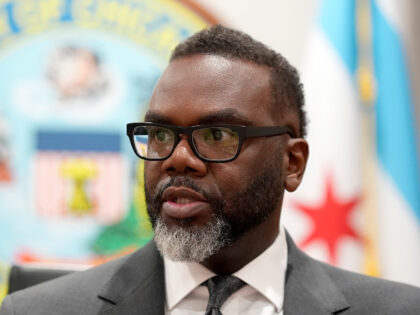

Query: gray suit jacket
[[1, 234, 420, 314]]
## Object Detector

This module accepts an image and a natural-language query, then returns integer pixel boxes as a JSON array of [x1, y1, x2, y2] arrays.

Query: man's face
[[144, 54, 291, 262]]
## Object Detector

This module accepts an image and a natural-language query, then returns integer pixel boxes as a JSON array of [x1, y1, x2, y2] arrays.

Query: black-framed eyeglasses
[[126, 122, 296, 163]]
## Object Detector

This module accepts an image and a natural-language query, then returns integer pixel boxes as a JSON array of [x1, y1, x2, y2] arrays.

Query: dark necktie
[[204, 275, 246, 315]]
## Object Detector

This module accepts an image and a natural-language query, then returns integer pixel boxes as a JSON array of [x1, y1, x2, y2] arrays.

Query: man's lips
[[161, 186, 209, 219]]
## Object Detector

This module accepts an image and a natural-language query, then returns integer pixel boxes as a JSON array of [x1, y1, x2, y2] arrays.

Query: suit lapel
[[97, 241, 165, 315], [94, 232, 350, 314], [283, 233, 350, 314]]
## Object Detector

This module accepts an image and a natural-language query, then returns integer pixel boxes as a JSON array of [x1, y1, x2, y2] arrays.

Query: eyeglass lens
[[133, 125, 240, 160]]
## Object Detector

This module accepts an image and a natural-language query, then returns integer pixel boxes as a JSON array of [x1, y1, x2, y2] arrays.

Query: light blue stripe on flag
[[371, 0, 420, 219], [318, 0, 357, 74]]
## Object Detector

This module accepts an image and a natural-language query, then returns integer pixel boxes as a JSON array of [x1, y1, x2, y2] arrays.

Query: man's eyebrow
[[144, 111, 172, 124], [144, 108, 252, 125], [197, 109, 252, 125]]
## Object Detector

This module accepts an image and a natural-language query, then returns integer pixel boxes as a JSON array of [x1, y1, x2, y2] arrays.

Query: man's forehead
[[147, 54, 276, 126], [154, 55, 271, 96], [162, 54, 257, 79]]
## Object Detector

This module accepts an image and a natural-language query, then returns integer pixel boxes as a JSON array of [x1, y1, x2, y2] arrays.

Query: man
[[1, 25, 420, 315]]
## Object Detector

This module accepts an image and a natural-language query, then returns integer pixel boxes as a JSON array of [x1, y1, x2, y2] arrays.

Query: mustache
[[152, 176, 214, 203]]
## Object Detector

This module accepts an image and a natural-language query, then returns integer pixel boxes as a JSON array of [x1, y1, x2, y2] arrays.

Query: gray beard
[[146, 145, 284, 263], [153, 215, 231, 262]]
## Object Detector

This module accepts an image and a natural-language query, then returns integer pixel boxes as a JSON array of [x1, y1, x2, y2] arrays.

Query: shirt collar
[[233, 226, 288, 312], [164, 257, 215, 310], [164, 226, 288, 311]]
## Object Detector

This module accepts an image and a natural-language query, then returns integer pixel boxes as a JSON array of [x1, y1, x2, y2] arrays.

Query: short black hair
[[171, 25, 307, 137]]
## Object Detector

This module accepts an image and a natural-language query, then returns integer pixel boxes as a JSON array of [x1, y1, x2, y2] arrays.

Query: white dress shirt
[[164, 226, 288, 315]]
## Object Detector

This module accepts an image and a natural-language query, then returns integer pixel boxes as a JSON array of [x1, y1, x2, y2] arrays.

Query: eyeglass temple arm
[[245, 126, 296, 138]]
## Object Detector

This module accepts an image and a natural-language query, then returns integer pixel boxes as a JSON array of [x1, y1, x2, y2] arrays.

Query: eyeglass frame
[[126, 122, 296, 163]]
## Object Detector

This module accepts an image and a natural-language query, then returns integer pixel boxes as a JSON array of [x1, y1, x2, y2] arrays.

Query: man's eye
[[150, 128, 172, 143], [211, 128, 223, 141], [204, 128, 233, 143]]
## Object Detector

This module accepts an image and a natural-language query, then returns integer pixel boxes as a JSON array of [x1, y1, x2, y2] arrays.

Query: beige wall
[[192, 0, 320, 71]]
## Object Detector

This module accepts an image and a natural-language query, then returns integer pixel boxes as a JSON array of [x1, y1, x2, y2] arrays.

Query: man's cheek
[[144, 168, 159, 196], [143, 163, 153, 182], [216, 174, 246, 200]]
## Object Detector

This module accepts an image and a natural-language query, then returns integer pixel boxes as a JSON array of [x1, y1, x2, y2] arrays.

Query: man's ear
[[284, 138, 309, 192]]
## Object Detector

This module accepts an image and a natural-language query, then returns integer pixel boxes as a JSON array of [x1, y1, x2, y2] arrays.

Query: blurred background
[[0, 0, 419, 298]]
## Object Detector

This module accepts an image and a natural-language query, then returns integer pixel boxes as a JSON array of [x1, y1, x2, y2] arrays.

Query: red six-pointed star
[[293, 174, 361, 264]]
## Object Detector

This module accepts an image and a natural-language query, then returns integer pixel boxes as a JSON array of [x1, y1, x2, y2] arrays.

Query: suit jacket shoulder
[[0, 241, 165, 315], [284, 233, 420, 314], [2, 234, 420, 315], [321, 261, 420, 314]]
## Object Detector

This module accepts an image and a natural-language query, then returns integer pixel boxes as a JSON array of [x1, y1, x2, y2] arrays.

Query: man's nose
[[161, 136, 207, 176]]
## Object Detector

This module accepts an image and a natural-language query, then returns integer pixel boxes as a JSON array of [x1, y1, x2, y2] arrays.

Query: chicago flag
[[282, 0, 420, 286]]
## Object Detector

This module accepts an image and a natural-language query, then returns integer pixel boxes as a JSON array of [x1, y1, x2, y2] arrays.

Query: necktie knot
[[204, 275, 246, 315]]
